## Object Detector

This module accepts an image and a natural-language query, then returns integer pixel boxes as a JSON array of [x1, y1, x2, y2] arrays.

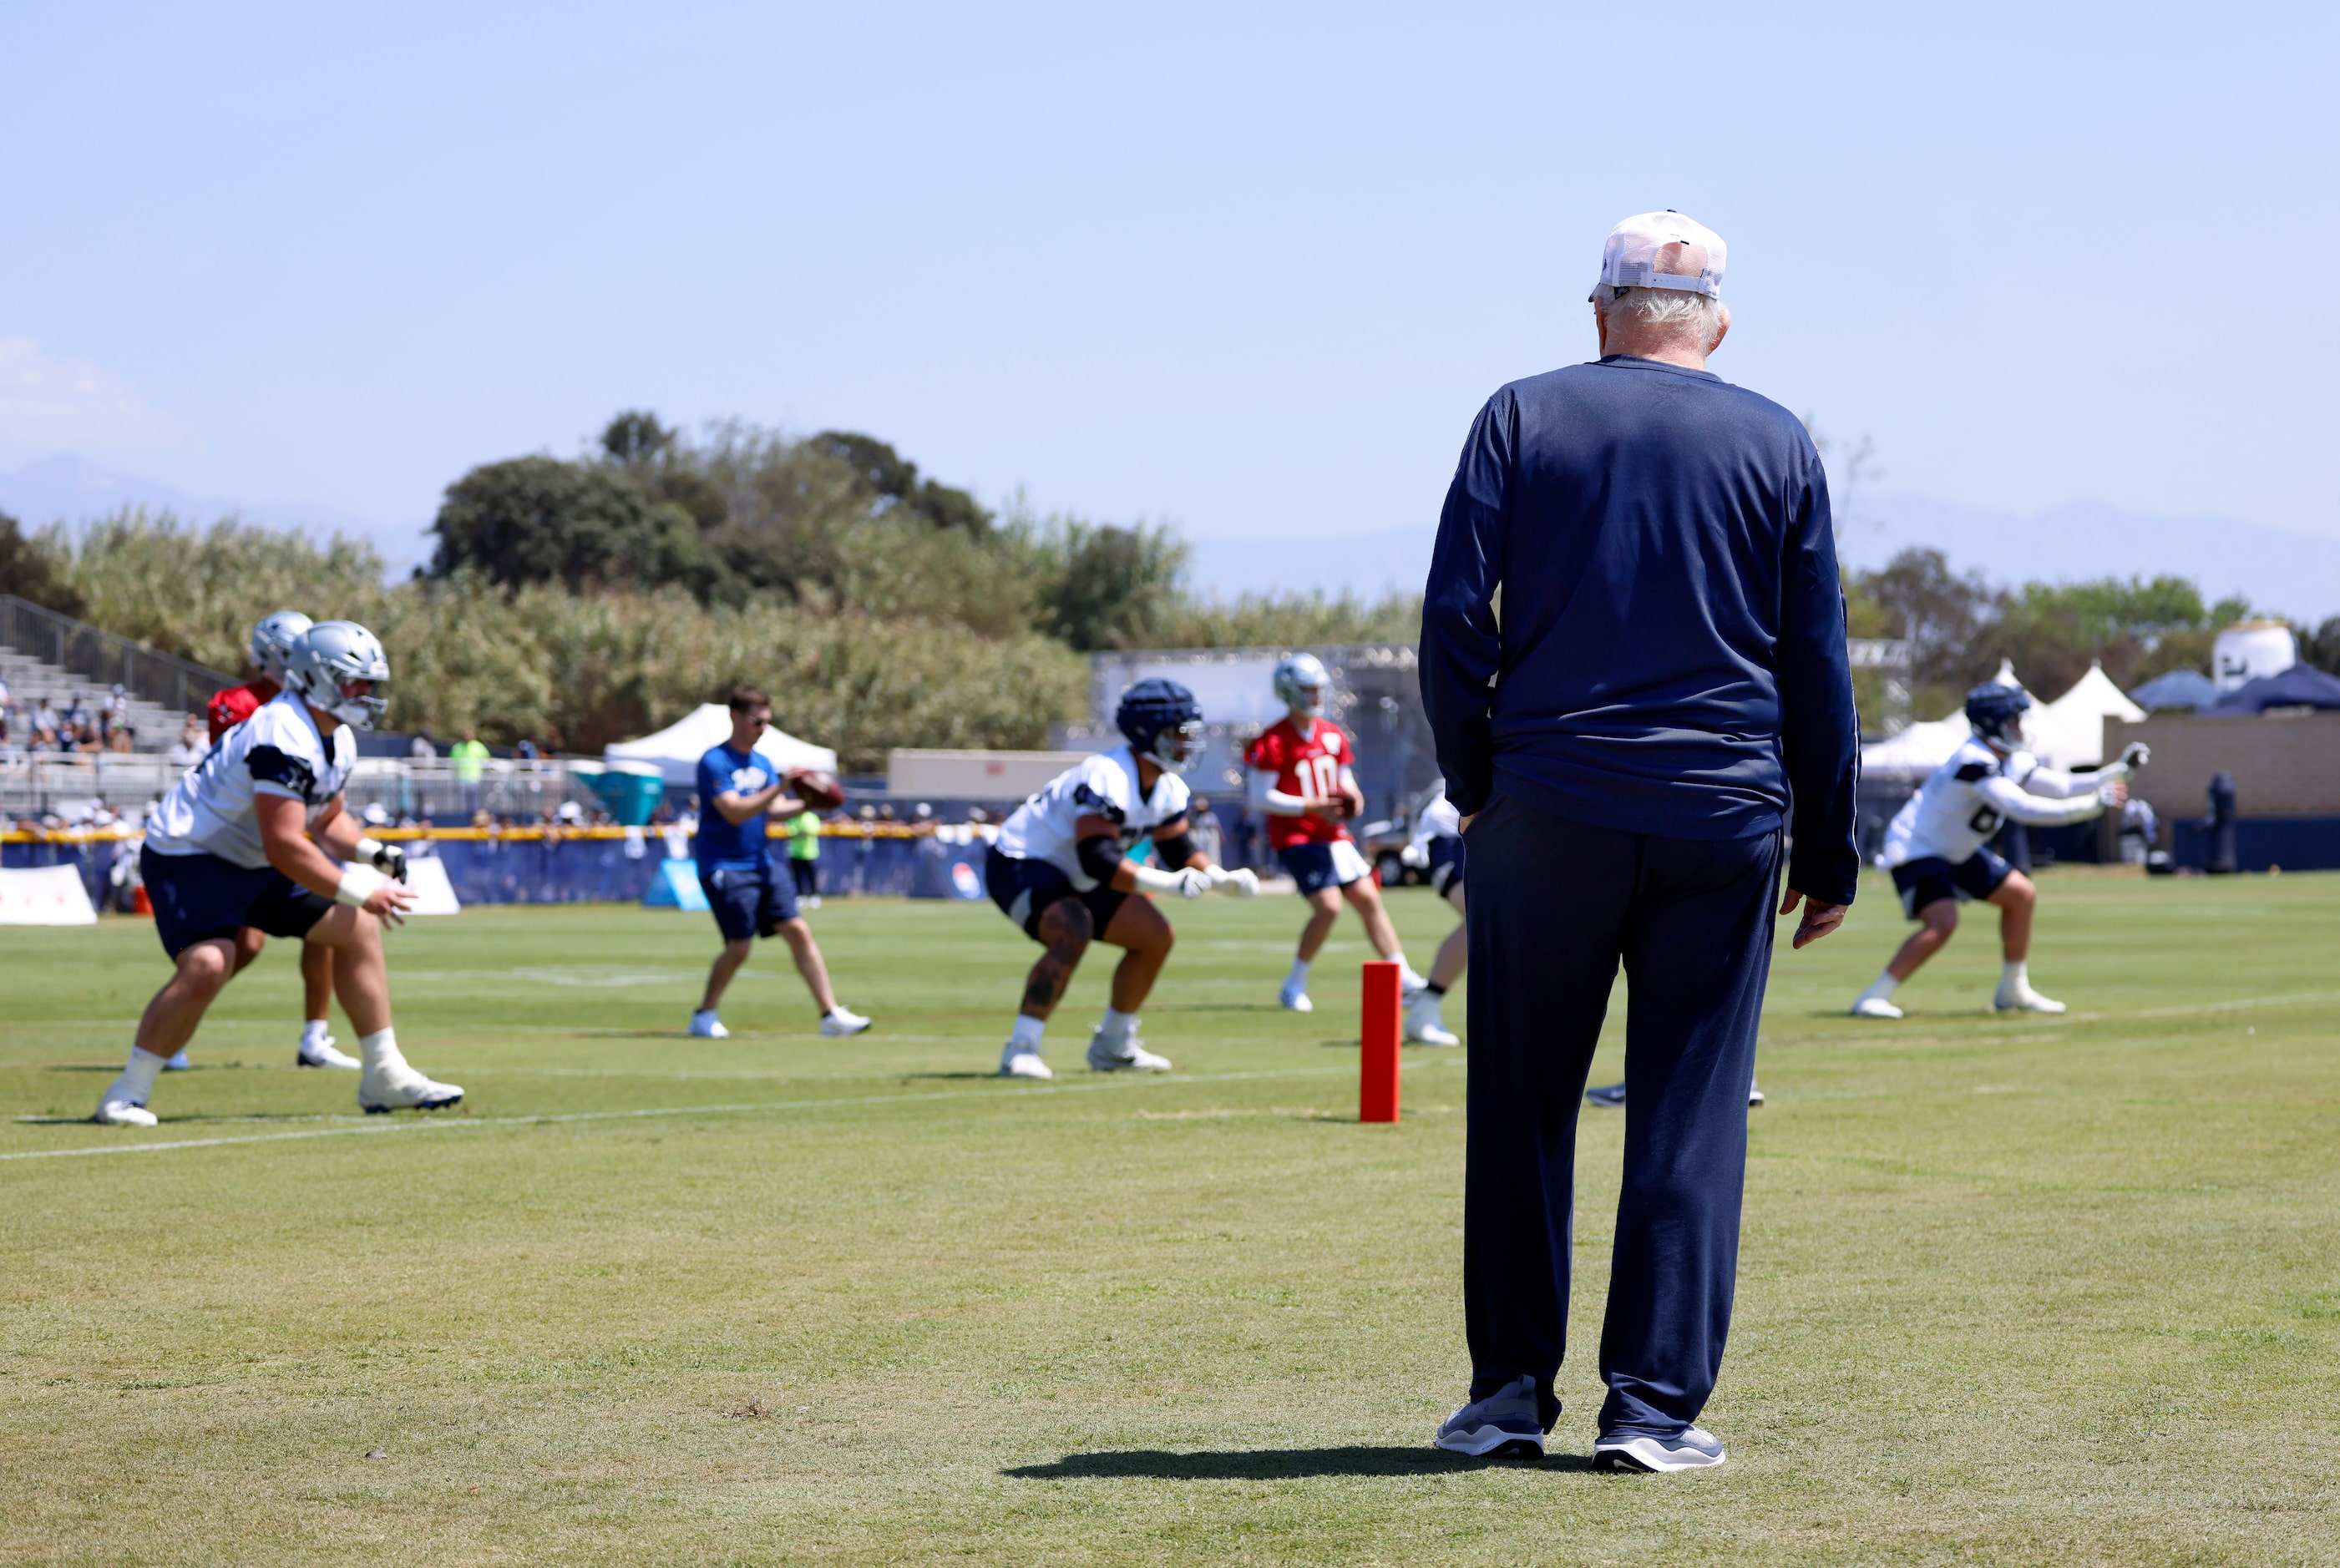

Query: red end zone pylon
[[1360, 960, 1400, 1123]]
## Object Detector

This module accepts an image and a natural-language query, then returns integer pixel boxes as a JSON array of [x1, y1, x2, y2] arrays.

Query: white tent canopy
[[1861, 715, 1972, 778], [2025, 660, 2145, 771], [603, 706, 838, 787]]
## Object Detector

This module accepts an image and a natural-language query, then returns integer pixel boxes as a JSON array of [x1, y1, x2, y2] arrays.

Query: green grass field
[[4, 868, 2338, 1565]]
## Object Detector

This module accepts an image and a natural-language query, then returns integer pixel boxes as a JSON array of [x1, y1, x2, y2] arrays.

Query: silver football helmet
[[250, 610, 314, 681], [285, 620, 390, 731], [1272, 651, 1330, 718]]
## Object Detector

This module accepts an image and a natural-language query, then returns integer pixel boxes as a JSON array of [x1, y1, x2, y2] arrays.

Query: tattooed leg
[[1021, 898, 1095, 1020]]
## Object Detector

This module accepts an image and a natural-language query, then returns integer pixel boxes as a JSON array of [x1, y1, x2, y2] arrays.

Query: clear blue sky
[[3, 2, 2333, 560]]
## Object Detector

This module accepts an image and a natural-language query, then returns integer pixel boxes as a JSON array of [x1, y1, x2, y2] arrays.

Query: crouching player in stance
[[1245, 653, 1426, 1013], [203, 609, 363, 1073], [96, 622, 458, 1125], [688, 685, 870, 1040], [1398, 787, 1466, 1045], [986, 679, 1258, 1079], [1852, 683, 2143, 1019]]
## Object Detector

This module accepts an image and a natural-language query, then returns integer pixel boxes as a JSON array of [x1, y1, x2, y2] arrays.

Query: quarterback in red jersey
[[201, 612, 362, 1072], [1243, 653, 1424, 1014]]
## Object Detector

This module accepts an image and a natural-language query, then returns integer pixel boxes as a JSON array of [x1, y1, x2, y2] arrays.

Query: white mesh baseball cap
[[1588, 210, 1727, 301]]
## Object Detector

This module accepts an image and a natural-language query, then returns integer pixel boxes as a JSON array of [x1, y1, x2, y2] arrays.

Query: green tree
[[808, 431, 991, 534], [1007, 514, 1189, 651], [0, 510, 85, 617], [428, 457, 704, 594]]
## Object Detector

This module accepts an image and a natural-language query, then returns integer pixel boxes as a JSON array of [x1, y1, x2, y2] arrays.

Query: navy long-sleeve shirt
[[1420, 355, 1861, 906]]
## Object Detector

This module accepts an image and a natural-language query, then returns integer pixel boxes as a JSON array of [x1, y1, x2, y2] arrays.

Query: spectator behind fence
[[785, 801, 823, 908], [410, 727, 438, 760], [167, 716, 206, 771], [450, 728, 489, 814]]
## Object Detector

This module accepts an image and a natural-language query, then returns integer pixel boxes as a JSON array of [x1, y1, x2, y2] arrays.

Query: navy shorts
[[698, 857, 801, 943], [1891, 848, 2014, 919], [142, 846, 332, 960], [984, 846, 1127, 941], [1279, 839, 1373, 896], [1427, 834, 1466, 898]]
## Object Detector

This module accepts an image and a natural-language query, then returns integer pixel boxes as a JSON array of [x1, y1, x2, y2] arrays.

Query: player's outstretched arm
[[1980, 774, 2123, 826], [1150, 817, 1257, 897], [256, 792, 414, 923], [1246, 767, 1341, 821], [1081, 817, 1209, 899]]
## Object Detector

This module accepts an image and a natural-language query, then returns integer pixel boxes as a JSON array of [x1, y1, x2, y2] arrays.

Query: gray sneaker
[[1593, 1425, 1726, 1472], [1433, 1374, 1546, 1459], [1584, 1082, 1627, 1109]]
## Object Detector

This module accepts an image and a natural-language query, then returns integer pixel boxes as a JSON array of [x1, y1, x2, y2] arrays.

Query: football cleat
[[1584, 1082, 1627, 1109], [94, 1099, 159, 1127], [297, 1035, 362, 1070], [1000, 1046, 1053, 1080], [687, 1009, 730, 1039], [819, 1006, 872, 1037], [1851, 996, 1905, 1019], [358, 1062, 463, 1114], [1593, 1426, 1727, 1473], [1405, 992, 1459, 1047], [1748, 1080, 1765, 1108], [1994, 982, 2067, 1014], [1279, 979, 1314, 1014], [1434, 1374, 1546, 1459], [1088, 1031, 1172, 1073], [162, 1050, 191, 1071]]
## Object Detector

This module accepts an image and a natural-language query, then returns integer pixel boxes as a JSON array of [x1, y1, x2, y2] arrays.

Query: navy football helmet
[[1117, 678, 1205, 775], [1964, 682, 2030, 746]]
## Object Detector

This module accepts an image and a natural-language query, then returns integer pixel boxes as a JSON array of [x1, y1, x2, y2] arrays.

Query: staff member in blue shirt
[[1422, 212, 1860, 1473], [689, 684, 872, 1040]]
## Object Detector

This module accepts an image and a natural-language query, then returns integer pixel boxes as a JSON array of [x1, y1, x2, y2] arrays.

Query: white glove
[[1132, 863, 1212, 898], [2118, 741, 2150, 772], [1207, 865, 1260, 898], [355, 835, 408, 883], [2095, 777, 2129, 808]]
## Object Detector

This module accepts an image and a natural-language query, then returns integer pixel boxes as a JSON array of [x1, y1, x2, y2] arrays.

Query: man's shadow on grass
[[1005, 1447, 1595, 1479]]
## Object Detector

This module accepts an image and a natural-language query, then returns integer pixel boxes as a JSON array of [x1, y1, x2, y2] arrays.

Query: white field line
[[0, 1059, 1463, 1163]]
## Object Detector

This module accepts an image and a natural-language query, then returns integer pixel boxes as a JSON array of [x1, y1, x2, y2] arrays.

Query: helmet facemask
[[327, 677, 390, 732], [1149, 720, 1204, 776]]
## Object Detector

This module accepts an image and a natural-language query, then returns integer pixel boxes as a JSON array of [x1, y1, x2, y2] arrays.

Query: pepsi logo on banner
[[950, 862, 981, 898]]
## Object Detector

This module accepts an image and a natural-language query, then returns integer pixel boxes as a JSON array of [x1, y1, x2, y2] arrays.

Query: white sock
[[357, 1028, 404, 1072], [301, 1019, 331, 1048], [1287, 958, 1312, 990], [1858, 971, 1900, 1003], [2001, 960, 2029, 991], [1009, 1014, 1046, 1051], [107, 1048, 168, 1107], [1097, 1007, 1138, 1047]]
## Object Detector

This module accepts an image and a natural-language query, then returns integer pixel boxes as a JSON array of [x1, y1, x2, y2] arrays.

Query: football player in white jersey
[[984, 679, 1258, 1079], [1851, 683, 2144, 1019], [1397, 787, 1466, 1046], [94, 622, 459, 1125]]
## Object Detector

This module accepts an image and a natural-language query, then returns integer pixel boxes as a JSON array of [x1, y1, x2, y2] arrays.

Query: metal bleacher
[[1, 595, 235, 817]]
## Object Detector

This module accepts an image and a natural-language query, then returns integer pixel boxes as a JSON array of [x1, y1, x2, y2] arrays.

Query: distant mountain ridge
[[1184, 493, 2340, 622], [0, 456, 428, 575]]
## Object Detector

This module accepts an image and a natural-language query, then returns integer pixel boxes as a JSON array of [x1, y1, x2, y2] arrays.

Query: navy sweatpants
[[1461, 790, 1780, 1439]]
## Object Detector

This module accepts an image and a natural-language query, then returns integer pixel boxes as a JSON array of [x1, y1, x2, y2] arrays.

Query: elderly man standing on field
[[1421, 211, 1860, 1472]]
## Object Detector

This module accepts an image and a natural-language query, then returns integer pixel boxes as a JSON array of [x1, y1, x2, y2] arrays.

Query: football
[[787, 766, 847, 812]]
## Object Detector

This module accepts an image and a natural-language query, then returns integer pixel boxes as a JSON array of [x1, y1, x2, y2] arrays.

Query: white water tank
[[2211, 621, 2297, 691]]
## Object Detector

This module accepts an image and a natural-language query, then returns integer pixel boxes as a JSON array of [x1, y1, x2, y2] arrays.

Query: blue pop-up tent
[[2206, 665, 2340, 713]]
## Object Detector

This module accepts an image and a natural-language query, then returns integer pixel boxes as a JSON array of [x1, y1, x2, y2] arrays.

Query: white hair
[[1599, 285, 1721, 336]]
